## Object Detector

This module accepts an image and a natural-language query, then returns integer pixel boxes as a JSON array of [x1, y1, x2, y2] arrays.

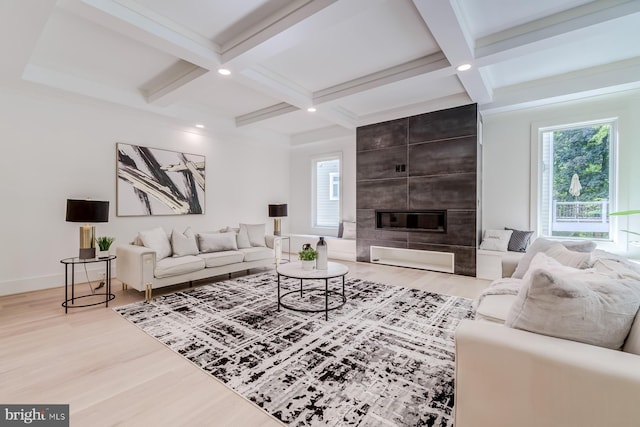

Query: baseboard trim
[[0, 266, 117, 296]]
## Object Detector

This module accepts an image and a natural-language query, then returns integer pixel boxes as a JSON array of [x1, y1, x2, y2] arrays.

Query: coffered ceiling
[[3, 0, 640, 143]]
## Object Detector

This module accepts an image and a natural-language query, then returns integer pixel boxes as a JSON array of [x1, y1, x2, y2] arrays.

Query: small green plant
[[298, 247, 317, 261], [96, 236, 115, 251]]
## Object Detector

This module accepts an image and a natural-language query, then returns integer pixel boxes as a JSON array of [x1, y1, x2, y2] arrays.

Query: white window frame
[[531, 117, 618, 241], [311, 152, 342, 231]]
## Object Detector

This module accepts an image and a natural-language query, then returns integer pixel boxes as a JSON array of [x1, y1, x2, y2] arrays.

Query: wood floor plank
[[0, 260, 489, 426]]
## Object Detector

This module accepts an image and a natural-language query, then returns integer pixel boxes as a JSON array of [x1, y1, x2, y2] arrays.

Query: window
[[538, 119, 616, 240], [312, 154, 341, 228]]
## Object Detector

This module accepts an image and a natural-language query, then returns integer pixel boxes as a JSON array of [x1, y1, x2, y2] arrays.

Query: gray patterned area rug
[[114, 273, 473, 426]]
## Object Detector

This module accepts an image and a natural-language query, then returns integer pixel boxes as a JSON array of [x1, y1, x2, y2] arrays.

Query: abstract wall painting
[[116, 143, 205, 216]]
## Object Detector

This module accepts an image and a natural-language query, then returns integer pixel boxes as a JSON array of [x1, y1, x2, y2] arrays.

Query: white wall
[[482, 89, 640, 256], [0, 84, 290, 295], [289, 135, 356, 238]]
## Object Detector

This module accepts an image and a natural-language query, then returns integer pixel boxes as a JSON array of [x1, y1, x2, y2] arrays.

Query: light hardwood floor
[[0, 260, 490, 426]]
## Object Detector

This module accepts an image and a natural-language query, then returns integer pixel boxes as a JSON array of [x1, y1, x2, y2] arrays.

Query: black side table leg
[[105, 259, 110, 308], [64, 264, 69, 314], [277, 274, 281, 312], [300, 279, 303, 297]]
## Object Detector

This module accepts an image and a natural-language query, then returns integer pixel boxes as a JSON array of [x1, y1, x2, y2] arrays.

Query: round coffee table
[[276, 261, 349, 320]]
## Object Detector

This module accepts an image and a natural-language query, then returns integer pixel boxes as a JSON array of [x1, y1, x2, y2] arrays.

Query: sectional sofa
[[455, 238, 640, 427]]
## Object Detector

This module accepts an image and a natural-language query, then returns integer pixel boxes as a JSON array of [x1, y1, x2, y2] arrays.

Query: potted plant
[[298, 246, 318, 271], [96, 236, 115, 258]]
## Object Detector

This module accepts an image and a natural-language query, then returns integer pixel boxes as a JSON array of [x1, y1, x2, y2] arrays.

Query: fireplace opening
[[376, 210, 446, 233]]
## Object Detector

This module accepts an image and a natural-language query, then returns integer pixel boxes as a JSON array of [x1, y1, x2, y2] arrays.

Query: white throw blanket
[[473, 277, 523, 312]]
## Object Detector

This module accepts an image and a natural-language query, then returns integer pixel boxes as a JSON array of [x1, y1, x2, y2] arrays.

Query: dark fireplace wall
[[356, 103, 479, 276]]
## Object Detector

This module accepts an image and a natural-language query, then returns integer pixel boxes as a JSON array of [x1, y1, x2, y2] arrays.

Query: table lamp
[[66, 199, 109, 259], [268, 204, 288, 236]]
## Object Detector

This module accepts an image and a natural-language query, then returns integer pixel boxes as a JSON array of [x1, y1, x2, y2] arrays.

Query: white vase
[[316, 237, 328, 270], [301, 260, 315, 271], [97, 250, 109, 259]]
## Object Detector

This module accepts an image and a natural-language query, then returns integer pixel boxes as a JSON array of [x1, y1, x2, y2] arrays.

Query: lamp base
[[79, 247, 96, 260], [273, 218, 281, 236]]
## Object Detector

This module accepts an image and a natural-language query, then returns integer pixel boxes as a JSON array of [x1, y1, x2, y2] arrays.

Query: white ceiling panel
[[30, 9, 176, 89], [262, 0, 438, 91]]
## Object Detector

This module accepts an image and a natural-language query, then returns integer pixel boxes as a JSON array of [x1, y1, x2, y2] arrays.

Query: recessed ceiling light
[[307, 107, 317, 112], [218, 68, 231, 76], [456, 63, 472, 71], [195, 124, 204, 129]]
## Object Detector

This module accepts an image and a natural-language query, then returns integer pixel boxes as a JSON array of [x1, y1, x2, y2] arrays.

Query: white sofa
[[117, 225, 275, 300], [455, 241, 640, 427]]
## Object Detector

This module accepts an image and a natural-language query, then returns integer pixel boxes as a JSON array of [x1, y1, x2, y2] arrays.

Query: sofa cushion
[[511, 238, 596, 279], [154, 255, 204, 279], [479, 229, 513, 252], [198, 251, 245, 268], [240, 223, 266, 247], [239, 247, 273, 262], [171, 227, 199, 257], [505, 268, 640, 350], [139, 227, 172, 260], [198, 232, 238, 253]]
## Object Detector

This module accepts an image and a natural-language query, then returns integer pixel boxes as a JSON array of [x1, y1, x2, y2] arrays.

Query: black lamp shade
[[66, 199, 109, 223], [268, 204, 288, 217]]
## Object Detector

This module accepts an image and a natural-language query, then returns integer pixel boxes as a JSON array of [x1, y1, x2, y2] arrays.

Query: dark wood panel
[[407, 243, 476, 277], [408, 136, 476, 177], [356, 118, 407, 152], [357, 146, 407, 181], [408, 104, 477, 144], [408, 210, 476, 246], [408, 174, 476, 210], [356, 209, 408, 242], [357, 178, 407, 210]]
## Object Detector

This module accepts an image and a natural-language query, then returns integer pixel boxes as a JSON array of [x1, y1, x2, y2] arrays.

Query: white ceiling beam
[[221, 0, 338, 64], [412, 0, 493, 103], [235, 103, 299, 127], [144, 60, 209, 106], [58, 0, 221, 70], [475, 0, 640, 66], [481, 57, 640, 114], [313, 53, 451, 105]]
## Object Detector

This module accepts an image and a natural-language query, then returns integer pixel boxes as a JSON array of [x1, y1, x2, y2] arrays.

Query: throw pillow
[[171, 227, 199, 257], [235, 225, 251, 249], [506, 268, 640, 350], [544, 244, 591, 269], [342, 221, 356, 240], [138, 227, 172, 260], [479, 229, 513, 252], [240, 223, 266, 247], [198, 232, 238, 253], [511, 238, 596, 279], [505, 227, 534, 252]]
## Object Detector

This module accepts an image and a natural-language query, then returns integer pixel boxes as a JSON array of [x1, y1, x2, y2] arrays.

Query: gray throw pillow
[[198, 232, 238, 253], [505, 268, 640, 350], [511, 238, 596, 279], [505, 227, 534, 252], [171, 227, 199, 257]]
